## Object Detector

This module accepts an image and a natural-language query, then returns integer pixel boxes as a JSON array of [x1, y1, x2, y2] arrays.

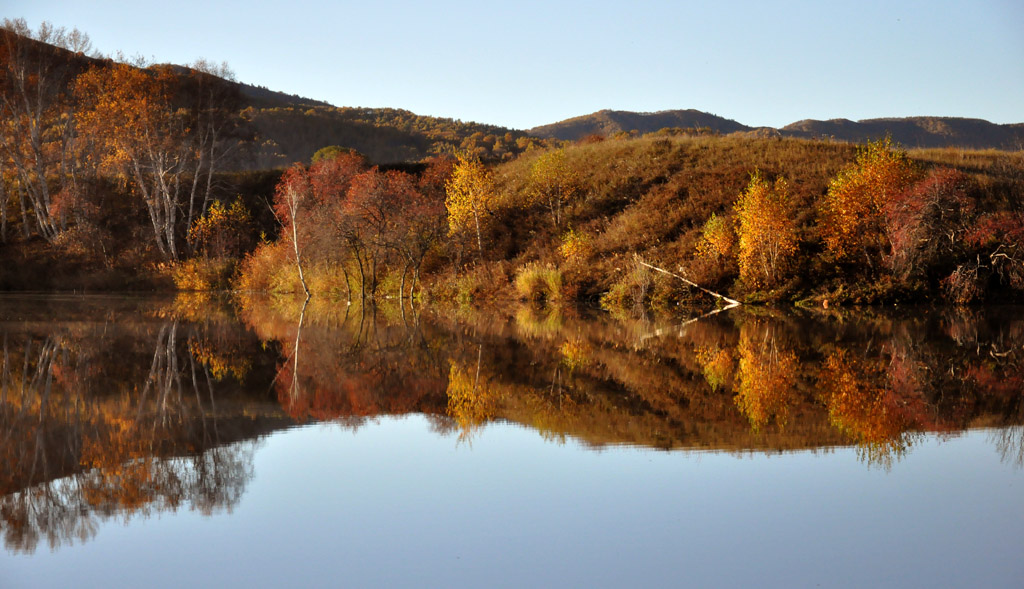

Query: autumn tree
[[734, 172, 798, 289], [74, 62, 189, 259], [274, 163, 315, 297], [445, 153, 495, 258], [695, 213, 736, 260], [820, 138, 920, 267], [180, 59, 242, 252], [187, 197, 252, 259], [393, 160, 450, 301], [883, 167, 974, 281], [0, 19, 95, 242], [528, 148, 579, 227], [342, 168, 417, 298], [271, 151, 366, 297]]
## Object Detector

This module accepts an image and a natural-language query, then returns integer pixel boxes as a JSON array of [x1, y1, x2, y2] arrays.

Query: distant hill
[[532, 109, 1024, 150], [529, 109, 752, 140], [779, 117, 1024, 150]]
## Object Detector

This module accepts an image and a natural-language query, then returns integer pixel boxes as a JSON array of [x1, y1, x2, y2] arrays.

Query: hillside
[[531, 109, 1024, 150], [0, 27, 540, 169], [240, 104, 539, 168]]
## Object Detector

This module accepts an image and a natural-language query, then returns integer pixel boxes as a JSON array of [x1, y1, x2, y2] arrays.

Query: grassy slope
[[444, 134, 1024, 306]]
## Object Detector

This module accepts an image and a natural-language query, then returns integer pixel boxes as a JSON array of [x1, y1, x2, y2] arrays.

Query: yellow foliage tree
[[528, 148, 580, 227], [820, 137, 919, 263], [695, 213, 736, 260], [187, 197, 251, 259], [445, 153, 495, 257], [734, 172, 798, 289]]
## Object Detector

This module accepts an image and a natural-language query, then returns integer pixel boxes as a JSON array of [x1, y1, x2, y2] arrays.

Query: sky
[[6, 0, 1023, 130]]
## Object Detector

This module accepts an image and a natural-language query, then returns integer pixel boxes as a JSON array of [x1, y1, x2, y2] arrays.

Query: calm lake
[[1, 294, 1022, 588]]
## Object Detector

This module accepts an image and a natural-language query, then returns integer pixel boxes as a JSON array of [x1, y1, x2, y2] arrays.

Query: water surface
[[1, 295, 1022, 587]]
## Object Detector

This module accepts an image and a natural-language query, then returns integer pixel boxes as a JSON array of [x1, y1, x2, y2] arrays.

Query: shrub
[[966, 211, 1024, 292], [171, 258, 235, 291], [695, 213, 736, 260], [600, 257, 652, 310], [559, 228, 593, 265], [188, 197, 253, 259], [514, 262, 564, 302]]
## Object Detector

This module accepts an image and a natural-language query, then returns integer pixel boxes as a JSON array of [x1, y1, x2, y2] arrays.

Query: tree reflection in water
[[0, 313, 261, 554], [245, 298, 1021, 466], [3, 295, 1023, 554]]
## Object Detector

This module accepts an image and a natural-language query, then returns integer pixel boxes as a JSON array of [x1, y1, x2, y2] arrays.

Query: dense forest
[[1, 19, 1023, 308]]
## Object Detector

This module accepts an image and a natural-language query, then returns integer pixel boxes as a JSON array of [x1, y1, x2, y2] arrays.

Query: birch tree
[[0, 19, 94, 242], [74, 62, 188, 259], [445, 153, 494, 258]]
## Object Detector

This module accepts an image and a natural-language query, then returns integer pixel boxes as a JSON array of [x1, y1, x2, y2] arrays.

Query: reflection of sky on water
[[5, 417, 1022, 588]]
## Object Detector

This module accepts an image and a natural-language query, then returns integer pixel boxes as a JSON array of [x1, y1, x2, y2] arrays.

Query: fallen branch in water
[[632, 257, 741, 346], [634, 256, 741, 308]]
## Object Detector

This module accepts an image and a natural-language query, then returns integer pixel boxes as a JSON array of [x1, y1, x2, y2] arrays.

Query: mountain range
[[528, 109, 1024, 150]]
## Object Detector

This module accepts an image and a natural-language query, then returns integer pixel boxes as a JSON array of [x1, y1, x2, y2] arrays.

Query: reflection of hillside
[[0, 313, 290, 554], [435, 307, 849, 451], [242, 299, 1023, 462], [431, 305, 1024, 462]]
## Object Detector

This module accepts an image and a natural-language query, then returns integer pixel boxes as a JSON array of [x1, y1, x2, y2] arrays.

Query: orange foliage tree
[[0, 19, 94, 242], [819, 138, 920, 267], [734, 172, 798, 289], [272, 151, 367, 296], [342, 167, 418, 297], [74, 62, 187, 259]]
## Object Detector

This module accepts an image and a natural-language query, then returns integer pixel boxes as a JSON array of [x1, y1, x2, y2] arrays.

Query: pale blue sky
[[7, 0, 1023, 130]]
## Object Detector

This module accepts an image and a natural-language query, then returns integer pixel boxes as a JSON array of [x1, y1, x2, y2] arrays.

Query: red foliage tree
[[883, 167, 975, 281]]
